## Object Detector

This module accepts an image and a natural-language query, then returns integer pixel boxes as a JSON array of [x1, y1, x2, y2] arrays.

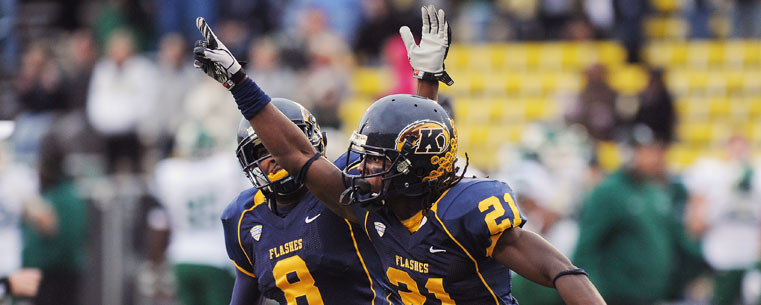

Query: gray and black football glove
[[193, 17, 245, 89]]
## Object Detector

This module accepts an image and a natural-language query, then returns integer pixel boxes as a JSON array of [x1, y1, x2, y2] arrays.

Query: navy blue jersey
[[356, 178, 527, 305], [221, 152, 397, 305]]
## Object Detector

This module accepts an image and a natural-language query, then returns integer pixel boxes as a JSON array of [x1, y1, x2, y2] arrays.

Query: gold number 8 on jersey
[[272, 255, 325, 304]]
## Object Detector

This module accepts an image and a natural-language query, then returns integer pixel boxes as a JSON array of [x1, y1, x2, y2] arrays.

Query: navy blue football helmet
[[236, 98, 325, 196], [342, 94, 460, 209]]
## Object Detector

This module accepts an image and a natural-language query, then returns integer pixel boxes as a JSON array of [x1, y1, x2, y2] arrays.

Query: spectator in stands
[[0, 122, 43, 302], [614, 0, 649, 62], [633, 67, 676, 143], [731, 0, 761, 38], [683, 133, 760, 305], [280, 0, 362, 44], [685, 0, 713, 39], [573, 125, 697, 304], [16, 43, 67, 113], [0, 269, 42, 300], [0, 0, 18, 79], [354, 0, 405, 64], [539, 0, 576, 40], [583, 0, 615, 37], [143, 33, 202, 162], [61, 29, 97, 112], [86, 28, 159, 173], [22, 120, 87, 305], [295, 11, 351, 129], [154, 0, 217, 42], [246, 36, 297, 100], [12, 42, 67, 166], [383, 36, 415, 96], [565, 64, 623, 142]]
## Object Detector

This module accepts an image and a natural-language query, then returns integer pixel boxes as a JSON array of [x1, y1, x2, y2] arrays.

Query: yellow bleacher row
[[340, 94, 760, 171], [354, 66, 761, 98], [344, 41, 761, 172], [442, 41, 761, 71]]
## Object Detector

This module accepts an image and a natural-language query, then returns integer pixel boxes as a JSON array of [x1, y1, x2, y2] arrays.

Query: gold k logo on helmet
[[395, 120, 450, 154]]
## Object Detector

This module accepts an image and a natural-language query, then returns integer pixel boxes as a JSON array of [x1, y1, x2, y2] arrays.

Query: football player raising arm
[[194, 6, 605, 304]]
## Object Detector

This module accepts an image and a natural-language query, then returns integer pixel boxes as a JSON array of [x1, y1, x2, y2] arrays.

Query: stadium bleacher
[[343, 41, 761, 172]]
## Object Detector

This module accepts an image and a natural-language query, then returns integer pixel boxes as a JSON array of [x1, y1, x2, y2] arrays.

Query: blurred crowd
[[0, 0, 760, 305]]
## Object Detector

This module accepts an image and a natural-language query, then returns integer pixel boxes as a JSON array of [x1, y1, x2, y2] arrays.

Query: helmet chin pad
[[267, 169, 289, 181]]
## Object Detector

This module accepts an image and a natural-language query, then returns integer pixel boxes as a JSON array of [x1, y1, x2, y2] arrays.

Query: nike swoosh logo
[[305, 214, 321, 223], [429, 246, 446, 253]]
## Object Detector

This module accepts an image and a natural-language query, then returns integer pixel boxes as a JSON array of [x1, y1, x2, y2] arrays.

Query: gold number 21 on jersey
[[387, 267, 455, 305]]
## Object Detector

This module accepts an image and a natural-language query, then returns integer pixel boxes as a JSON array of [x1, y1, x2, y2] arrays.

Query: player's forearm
[[232, 78, 317, 174], [417, 79, 439, 101], [556, 276, 606, 305]]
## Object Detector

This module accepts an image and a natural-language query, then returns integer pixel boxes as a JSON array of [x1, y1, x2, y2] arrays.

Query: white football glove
[[193, 17, 245, 89], [399, 5, 453, 86]]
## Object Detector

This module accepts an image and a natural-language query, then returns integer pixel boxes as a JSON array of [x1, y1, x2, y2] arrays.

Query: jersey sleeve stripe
[[485, 231, 505, 257], [432, 209, 501, 305], [237, 204, 258, 268], [344, 219, 376, 305], [233, 260, 257, 278]]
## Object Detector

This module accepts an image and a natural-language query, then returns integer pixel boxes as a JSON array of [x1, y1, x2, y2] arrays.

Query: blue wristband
[[231, 77, 271, 120]]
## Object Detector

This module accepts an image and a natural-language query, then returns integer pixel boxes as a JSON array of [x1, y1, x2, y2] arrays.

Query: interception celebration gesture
[[399, 4, 454, 86], [193, 17, 245, 89]]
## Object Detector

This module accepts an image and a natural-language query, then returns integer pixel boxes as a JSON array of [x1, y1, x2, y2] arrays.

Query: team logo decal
[[395, 120, 450, 155], [374, 222, 386, 237], [250, 225, 262, 241]]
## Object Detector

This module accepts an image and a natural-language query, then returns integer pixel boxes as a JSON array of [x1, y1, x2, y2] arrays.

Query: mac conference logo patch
[[250, 225, 262, 241], [374, 222, 386, 237]]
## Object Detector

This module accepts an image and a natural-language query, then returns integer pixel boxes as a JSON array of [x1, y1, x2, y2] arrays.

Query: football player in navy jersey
[[220, 99, 399, 305], [196, 5, 605, 305]]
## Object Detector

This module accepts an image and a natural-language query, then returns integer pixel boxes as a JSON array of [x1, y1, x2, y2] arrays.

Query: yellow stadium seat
[[352, 68, 389, 96], [665, 69, 690, 95], [610, 65, 648, 95], [687, 70, 710, 93], [670, 42, 690, 66], [677, 95, 709, 119], [705, 72, 728, 95], [501, 97, 528, 120], [339, 96, 373, 133], [555, 71, 582, 93], [524, 97, 551, 121], [644, 42, 668, 67], [538, 43, 564, 69], [724, 69, 745, 92], [448, 43, 469, 70], [678, 122, 713, 144], [502, 43, 530, 69], [748, 96, 761, 118], [651, 0, 683, 13], [645, 17, 688, 40], [742, 70, 761, 94], [708, 97, 731, 117], [524, 43, 544, 68], [597, 141, 622, 172], [598, 42, 626, 66], [505, 74, 524, 94], [743, 41, 761, 65], [489, 44, 510, 69]]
